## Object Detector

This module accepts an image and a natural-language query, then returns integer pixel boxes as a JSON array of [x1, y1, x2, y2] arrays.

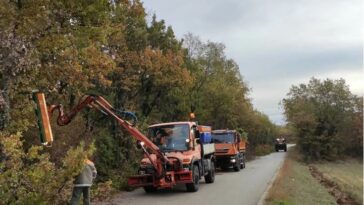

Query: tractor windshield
[[211, 133, 235, 144], [147, 124, 190, 152]]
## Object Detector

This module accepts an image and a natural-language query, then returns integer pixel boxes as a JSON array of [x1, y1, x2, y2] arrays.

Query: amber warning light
[[189, 112, 195, 121], [32, 92, 53, 146]]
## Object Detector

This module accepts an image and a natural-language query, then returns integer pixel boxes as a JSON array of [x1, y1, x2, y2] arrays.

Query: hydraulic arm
[[33, 92, 170, 178]]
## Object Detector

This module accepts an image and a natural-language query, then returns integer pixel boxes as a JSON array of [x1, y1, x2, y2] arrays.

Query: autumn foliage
[[0, 0, 279, 203]]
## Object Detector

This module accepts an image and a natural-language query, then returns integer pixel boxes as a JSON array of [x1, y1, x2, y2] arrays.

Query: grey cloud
[[142, 0, 363, 125]]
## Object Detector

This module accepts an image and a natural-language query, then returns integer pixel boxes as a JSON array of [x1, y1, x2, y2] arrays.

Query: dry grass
[[313, 159, 363, 204], [264, 148, 337, 205]]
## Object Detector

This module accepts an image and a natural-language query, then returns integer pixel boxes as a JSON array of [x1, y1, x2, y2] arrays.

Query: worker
[[70, 158, 97, 205]]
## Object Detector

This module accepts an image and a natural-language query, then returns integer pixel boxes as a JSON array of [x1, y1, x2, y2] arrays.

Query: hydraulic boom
[[33, 92, 171, 178]]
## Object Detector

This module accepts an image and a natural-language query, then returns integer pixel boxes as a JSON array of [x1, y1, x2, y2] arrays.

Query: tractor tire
[[186, 165, 200, 192], [233, 156, 241, 172], [204, 160, 215, 183], [143, 185, 157, 193]]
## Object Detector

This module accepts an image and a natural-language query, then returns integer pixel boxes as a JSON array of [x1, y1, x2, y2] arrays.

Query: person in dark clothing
[[70, 159, 97, 205]]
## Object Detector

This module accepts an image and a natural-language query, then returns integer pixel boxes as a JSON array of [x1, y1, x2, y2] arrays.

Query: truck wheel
[[186, 165, 199, 192], [284, 146, 287, 152], [204, 160, 215, 183], [143, 185, 157, 193], [240, 156, 245, 169], [233, 156, 241, 172]]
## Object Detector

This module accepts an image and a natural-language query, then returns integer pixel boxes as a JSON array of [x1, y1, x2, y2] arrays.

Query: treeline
[[283, 78, 363, 161], [0, 0, 278, 203]]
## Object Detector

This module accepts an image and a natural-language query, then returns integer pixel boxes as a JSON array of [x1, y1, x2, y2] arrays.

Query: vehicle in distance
[[275, 137, 287, 152]]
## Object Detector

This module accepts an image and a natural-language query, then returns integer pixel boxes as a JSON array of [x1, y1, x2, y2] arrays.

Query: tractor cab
[[148, 123, 190, 152]]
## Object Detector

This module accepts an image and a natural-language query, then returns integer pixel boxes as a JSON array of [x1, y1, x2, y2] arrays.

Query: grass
[[313, 159, 363, 204], [264, 148, 337, 205]]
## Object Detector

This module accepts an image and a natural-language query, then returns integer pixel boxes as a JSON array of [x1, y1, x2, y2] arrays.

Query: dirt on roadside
[[308, 165, 360, 205]]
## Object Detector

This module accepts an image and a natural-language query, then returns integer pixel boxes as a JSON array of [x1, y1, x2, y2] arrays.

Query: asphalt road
[[98, 145, 293, 205]]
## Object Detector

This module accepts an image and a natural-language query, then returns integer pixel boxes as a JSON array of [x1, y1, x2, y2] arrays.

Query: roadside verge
[[262, 147, 337, 205]]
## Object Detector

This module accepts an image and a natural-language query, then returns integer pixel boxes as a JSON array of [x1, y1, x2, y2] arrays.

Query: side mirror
[[192, 125, 199, 138], [236, 133, 241, 142]]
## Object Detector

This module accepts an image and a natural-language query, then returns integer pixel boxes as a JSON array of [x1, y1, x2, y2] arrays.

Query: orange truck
[[211, 129, 246, 171], [128, 122, 216, 192]]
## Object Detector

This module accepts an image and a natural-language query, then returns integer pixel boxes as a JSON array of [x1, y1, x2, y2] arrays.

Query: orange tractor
[[128, 122, 216, 192], [32, 92, 215, 193], [211, 129, 246, 171]]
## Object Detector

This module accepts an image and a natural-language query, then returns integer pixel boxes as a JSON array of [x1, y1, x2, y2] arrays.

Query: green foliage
[[237, 128, 248, 141], [283, 78, 362, 160], [94, 128, 140, 190], [255, 144, 274, 156], [91, 180, 115, 202], [0, 132, 94, 204]]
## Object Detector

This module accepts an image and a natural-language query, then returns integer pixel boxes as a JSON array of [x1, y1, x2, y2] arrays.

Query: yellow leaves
[[80, 45, 115, 88], [112, 47, 192, 95], [138, 47, 192, 88]]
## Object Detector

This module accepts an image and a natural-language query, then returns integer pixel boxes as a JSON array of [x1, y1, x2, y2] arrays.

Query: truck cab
[[128, 121, 216, 192], [211, 129, 246, 171]]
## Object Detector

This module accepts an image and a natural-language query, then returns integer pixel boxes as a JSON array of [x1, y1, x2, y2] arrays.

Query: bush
[[0, 132, 94, 204], [91, 180, 115, 202], [255, 144, 274, 156]]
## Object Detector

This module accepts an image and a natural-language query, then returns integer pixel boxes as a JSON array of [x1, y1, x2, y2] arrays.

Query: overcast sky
[[142, 0, 363, 125]]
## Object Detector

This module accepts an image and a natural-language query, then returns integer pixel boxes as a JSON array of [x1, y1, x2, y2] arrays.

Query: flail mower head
[[32, 91, 53, 146]]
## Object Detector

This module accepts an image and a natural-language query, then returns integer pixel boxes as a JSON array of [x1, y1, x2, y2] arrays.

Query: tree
[[0, 1, 281, 202], [183, 34, 278, 151], [283, 78, 362, 160], [0, 132, 94, 204]]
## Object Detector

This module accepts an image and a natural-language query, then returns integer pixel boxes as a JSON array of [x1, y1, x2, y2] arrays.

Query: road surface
[[97, 145, 293, 205]]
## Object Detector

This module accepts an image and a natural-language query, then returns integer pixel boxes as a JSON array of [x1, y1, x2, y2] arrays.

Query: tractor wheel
[[143, 185, 157, 193], [204, 160, 215, 183], [186, 165, 200, 192]]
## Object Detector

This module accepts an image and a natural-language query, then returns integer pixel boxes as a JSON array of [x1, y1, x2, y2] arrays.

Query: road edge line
[[256, 153, 286, 205]]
